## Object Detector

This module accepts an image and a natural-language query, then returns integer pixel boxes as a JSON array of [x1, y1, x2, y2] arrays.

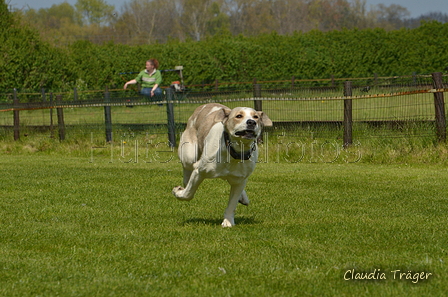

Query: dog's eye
[[253, 115, 259, 119], [236, 114, 243, 118]]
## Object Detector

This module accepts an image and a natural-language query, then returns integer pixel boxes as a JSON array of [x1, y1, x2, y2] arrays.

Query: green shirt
[[135, 69, 162, 88]]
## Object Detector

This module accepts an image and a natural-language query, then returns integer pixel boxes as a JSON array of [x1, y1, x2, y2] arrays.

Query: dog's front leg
[[222, 179, 248, 227], [172, 169, 204, 201]]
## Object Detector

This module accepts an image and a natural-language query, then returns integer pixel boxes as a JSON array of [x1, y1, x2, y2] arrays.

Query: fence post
[[253, 83, 262, 111], [13, 88, 20, 141], [41, 88, 46, 103], [50, 93, 54, 138], [165, 88, 176, 148], [56, 95, 65, 141], [104, 86, 113, 142], [343, 81, 353, 147], [253, 83, 264, 142], [74, 87, 78, 102], [432, 72, 446, 143]]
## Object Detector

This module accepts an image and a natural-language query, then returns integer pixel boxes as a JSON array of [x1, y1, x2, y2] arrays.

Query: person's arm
[[150, 84, 159, 96], [150, 71, 163, 96], [123, 79, 137, 89], [124, 71, 143, 89]]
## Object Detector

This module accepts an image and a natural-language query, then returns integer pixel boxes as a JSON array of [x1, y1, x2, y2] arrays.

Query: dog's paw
[[172, 186, 184, 197], [173, 186, 195, 201], [221, 218, 234, 228], [238, 192, 250, 206]]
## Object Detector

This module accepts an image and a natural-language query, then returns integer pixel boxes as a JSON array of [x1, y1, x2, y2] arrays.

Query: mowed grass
[[1, 155, 448, 296]]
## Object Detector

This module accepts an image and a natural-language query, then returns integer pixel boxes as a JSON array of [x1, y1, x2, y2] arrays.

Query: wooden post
[[253, 83, 264, 142], [13, 89, 20, 141], [432, 72, 446, 143], [41, 88, 46, 103], [104, 86, 113, 142], [74, 87, 78, 102], [50, 92, 54, 138], [215, 79, 219, 91], [253, 83, 262, 111], [291, 76, 295, 88], [343, 81, 353, 147], [165, 88, 176, 148], [56, 95, 65, 141]]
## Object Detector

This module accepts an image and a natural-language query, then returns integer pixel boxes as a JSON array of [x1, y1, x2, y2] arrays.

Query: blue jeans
[[141, 87, 163, 101]]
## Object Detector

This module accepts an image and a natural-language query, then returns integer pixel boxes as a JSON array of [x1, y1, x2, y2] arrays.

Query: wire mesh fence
[[0, 73, 446, 149]]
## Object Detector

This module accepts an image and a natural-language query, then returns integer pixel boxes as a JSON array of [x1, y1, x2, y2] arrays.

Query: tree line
[[10, 0, 448, 46], [2, 0, 448, 94]]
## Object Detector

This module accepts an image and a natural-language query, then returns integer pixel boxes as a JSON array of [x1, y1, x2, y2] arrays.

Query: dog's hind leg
[[173, 169, 204, 201], [238, 190, 250, 206], [222, 179, 247, 227]]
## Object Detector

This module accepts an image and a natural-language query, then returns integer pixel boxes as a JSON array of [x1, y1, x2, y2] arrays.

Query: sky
[[6, 0, 448, 18]]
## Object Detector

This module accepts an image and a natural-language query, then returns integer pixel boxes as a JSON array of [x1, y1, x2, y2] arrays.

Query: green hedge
[[2, 0, 448, 93], [63, 23, 448, 90]]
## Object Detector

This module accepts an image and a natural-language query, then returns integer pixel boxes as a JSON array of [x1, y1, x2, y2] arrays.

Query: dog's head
[[215, 106, 272, 140]]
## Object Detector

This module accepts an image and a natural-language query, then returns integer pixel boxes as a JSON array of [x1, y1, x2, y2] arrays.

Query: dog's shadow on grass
[[180, 216, 259, 227]]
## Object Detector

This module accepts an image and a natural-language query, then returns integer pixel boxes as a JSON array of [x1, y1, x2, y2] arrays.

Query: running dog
[[172, 103, 272, 227]]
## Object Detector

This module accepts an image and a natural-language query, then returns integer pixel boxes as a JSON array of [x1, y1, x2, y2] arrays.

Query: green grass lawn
[[1, 154, 447, 296]]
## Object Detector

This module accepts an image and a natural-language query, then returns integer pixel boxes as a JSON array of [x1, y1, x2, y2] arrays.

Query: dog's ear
[[257, 111, 273, 127], [214, 107, 232, 123]]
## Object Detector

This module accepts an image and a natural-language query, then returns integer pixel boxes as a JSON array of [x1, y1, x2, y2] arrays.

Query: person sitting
[[124, 58, 163, 100]]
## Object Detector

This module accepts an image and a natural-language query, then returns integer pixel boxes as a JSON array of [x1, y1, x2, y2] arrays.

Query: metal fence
[[1, 73, 446, 148]]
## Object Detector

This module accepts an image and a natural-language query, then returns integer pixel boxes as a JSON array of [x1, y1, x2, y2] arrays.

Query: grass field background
[[1, 153, 447, 296]]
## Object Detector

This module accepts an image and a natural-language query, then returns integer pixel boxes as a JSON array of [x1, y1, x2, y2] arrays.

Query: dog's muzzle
[[235, 129, 257, 139], [234, 120, 258, 139]]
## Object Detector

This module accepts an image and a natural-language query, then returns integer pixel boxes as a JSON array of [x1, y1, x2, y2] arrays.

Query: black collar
[[223, 131, 256, 161]]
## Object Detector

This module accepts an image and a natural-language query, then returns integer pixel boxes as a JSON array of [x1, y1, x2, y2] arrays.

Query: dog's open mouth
[[235, 130, 257, 139]]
